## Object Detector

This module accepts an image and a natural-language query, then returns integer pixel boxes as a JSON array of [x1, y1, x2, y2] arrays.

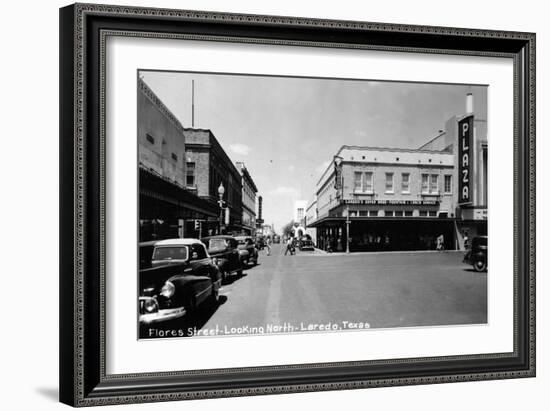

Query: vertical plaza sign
[[458, 115, 474, 205]]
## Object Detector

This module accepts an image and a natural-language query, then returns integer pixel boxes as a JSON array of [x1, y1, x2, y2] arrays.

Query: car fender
[[167, 274, 211, 301]]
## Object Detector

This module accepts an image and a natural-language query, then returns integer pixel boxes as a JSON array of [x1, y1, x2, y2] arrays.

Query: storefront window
[[444, 175, 452, 194], [354, 171, 373, 193], [354, 172, 362, 191], [401, 173, 410, 193], [364, 172, 373, 192], [421, 174, 429, 193], [430, 174, 439, 193], [186, 162, 195, 186], [385, 173, 394, 193]]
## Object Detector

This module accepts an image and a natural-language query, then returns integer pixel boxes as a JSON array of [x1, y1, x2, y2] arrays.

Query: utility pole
[[345, 205, 350, 254], [191, 79, 195, 127]]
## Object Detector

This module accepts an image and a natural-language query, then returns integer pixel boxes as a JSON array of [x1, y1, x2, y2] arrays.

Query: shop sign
[[343, 199, 438, 206], [458, 115, 474, 205]]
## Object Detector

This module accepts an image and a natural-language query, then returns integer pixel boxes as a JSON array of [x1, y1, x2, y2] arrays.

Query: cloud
[[229, 143, 251, 156]]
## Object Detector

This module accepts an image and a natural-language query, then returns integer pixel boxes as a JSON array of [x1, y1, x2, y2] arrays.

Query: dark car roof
[[139, 240, 158, 247]]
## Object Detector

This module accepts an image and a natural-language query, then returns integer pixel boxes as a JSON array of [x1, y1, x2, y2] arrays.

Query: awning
[[307, 216, 456, 228]]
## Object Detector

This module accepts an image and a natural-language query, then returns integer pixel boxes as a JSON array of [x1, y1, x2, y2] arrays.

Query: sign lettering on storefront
[[343, 199, 438, 206], [458, 115, 473, 205]]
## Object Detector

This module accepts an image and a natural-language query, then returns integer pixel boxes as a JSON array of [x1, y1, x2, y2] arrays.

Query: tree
[[281, 220, 295, 238]]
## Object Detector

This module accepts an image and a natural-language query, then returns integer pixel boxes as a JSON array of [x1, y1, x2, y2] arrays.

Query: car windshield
[[236, 238, 249, 245], [152, 246, 188, 261], [207, 238, 228, 251]]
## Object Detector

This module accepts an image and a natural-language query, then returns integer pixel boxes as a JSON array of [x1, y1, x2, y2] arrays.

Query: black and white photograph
[[137, 71, 488, 340]]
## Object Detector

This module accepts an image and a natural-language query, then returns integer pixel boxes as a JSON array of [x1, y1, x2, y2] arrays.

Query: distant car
[[299, 239, 315, 251], [272, 234, 281, 244], [139, 239, 222, 325], [235, 235, 259, 266], [201, 235, 243, 281], [463, 235, 488, 272]]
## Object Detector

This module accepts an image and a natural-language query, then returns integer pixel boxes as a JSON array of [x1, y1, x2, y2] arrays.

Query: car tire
[[237, 268, 243, 276], [474, 260, 487, 272]]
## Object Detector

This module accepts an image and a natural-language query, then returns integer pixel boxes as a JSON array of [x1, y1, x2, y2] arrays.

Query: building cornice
[[138, 78, 186, 134]]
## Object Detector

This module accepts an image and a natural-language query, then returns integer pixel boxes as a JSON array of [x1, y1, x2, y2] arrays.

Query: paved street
[[141, 245, 487, 338]]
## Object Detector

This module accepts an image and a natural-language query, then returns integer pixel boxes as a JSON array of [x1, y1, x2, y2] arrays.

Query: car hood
[[139, 262, 189, 294], [208, 248, 229, 256]]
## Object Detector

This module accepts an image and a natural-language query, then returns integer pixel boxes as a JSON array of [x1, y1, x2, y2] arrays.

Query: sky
[[140, 70, 487, 233]]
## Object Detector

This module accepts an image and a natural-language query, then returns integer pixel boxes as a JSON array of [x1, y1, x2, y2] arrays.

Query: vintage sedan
[[139, 239, 222, 325], [201, 235, 243, 281], [235, 235, 259, 266], [139, 240, 157, 269], [299, 239, 315, 251], [463, 235, 488, 272]]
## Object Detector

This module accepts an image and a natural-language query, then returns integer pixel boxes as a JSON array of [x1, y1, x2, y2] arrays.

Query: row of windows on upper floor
[[345, 210, 439, 217], [353, 171, 453, 195]]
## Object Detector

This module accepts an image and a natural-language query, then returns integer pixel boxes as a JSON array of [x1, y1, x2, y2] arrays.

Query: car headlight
[[143, 298, 158, 313], [160, 281, 175, 298], [212, 257, 219, 265]]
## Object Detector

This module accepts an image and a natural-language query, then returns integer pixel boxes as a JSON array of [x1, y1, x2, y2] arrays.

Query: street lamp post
[[344, 205, 351, 254], [217, 182, 225, 234]]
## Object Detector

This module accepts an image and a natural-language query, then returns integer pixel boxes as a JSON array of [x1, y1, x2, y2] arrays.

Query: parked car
[[139, 239, 222, 325], [139, 240, 158, 269], [299, 239, 315, 251], [235, 235, 259, 266], [463, 235, 488, 272], [201, 235, 243, 281]]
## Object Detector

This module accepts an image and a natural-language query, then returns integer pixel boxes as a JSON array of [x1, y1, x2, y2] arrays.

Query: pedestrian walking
[[266, 236, 272, 256], [436, 234, 445, 252], [463, 232, 469, 250], [284, 236, 294, 256]]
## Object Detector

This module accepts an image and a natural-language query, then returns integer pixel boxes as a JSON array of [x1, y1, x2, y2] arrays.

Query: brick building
[[184, 129, 244, 234], [236, 162, 258, 235]]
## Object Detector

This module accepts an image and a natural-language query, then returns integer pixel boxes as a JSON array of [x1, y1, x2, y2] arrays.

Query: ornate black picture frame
[[59, 3, 535, 407]]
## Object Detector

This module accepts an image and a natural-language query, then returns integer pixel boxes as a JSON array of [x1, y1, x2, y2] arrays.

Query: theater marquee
[[458, 115, 474, 205]]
